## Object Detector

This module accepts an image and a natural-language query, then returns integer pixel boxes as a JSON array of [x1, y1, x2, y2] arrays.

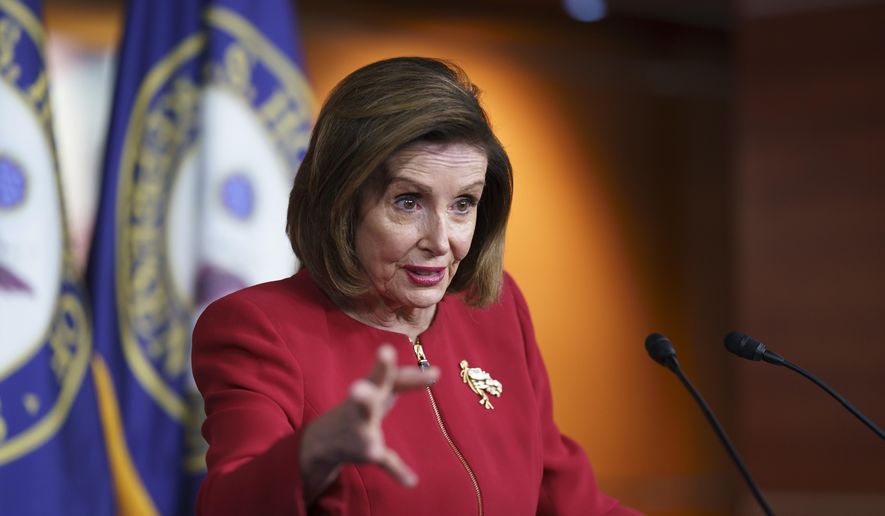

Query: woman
[[193, 57, 639, 515]]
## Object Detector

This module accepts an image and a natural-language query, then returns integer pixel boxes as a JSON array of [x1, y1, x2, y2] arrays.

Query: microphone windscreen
[[724, 331, 765, 361], [645, 332, 677, 365]]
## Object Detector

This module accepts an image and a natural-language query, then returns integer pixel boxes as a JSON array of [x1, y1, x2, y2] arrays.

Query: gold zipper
[[412, 337, 483, 516], [426, 387, 483, 515], [413, 340, 431, 370]]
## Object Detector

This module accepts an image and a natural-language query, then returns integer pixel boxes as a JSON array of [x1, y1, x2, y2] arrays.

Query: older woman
[[193, 57, 638, 515]]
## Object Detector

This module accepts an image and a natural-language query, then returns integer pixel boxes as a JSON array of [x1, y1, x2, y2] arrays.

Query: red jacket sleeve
[[507, 275, 642, 516], [192, 293, 308, 516]]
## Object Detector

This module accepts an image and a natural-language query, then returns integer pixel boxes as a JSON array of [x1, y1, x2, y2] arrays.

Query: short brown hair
[[286, 57, 513, 307]]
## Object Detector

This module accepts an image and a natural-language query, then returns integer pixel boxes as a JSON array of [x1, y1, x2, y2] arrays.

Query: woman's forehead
[[386, 142, 486, 176]]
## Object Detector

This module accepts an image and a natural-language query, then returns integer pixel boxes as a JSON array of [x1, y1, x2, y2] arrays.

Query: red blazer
[[192, 270, 640, 515]]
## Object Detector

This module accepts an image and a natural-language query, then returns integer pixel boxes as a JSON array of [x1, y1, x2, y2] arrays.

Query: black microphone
[[645, 333, 775, 516], [645, 331, 677, 369], [725, 331, 885, 440]]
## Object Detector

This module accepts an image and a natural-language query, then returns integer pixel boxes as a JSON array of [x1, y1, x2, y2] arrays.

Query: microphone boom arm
[[646, 333, 776, 515], [767, 352, 885, 440], [725, 331, 885, 441], [665, 356, 777, 516]]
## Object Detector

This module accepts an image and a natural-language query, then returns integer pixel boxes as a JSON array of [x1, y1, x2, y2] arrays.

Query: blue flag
[[87, 0, 313, 513], [0, 0, 113, 514]]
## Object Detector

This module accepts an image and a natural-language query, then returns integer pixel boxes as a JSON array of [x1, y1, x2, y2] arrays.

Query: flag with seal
[[0, 0, 113, 513], [87, 0, 313, 513]]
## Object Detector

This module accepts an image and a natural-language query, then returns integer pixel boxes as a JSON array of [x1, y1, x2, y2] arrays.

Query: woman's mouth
[[403, 266, 446, 287]]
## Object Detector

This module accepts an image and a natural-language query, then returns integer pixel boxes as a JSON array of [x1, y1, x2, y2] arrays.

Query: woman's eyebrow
[[460, 180, 486, 192], [387, 177, 432, 193]]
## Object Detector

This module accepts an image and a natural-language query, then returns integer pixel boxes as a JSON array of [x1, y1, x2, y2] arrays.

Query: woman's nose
[[418, 211, 450, 256]]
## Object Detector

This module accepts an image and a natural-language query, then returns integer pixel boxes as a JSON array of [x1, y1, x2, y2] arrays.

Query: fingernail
[[350, 380, 372, 399], [368, 443, 384, 461], [378, 345, 395, 362]]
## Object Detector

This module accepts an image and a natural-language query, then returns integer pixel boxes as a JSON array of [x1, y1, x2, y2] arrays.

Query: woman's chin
[[391, 284, 448, 311], [403, 291, 446, 310]]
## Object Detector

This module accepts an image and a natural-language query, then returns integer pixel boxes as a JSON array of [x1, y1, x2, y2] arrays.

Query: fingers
[[343, 344, 438, 488], [377, 447, 418, 487], [349, 378, 384, 421], [392, 365, 439, 393], [302, 344, 430, 498], [365, 345, 397, 388], [353, 346, 398, 419], [350, 367, 437, 420], [346, 380, 420, 487], [364, 345, 440, 396]]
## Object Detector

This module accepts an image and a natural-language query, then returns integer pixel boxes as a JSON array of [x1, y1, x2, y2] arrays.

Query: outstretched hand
[[299, 344, 439, 505]]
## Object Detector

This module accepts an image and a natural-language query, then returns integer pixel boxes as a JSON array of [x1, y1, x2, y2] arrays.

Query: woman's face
[[354, 141, 487, 312]]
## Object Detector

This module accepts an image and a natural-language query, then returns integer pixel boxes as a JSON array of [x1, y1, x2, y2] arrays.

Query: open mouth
[[403, 266, 446, 286]]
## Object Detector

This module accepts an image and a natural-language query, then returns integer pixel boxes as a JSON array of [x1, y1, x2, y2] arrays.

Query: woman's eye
[[453, 197, 476, 214], [394, 196, 419, 211]]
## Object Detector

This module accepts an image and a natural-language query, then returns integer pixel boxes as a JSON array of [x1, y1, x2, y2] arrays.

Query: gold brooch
[[459, 360, 502, 410]]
